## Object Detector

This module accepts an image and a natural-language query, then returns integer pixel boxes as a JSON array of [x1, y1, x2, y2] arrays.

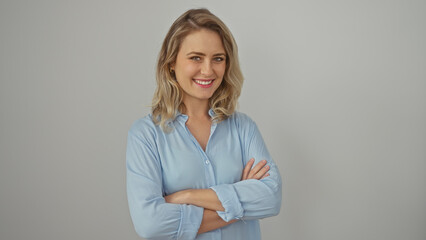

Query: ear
[[169, 62, 176, 80], [169, 62, 175, 71]]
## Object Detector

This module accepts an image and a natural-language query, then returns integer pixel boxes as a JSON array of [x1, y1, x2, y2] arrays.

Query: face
[[172, 28, 226, 106]]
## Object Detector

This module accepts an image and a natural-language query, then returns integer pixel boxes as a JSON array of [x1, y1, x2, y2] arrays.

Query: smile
[[193, 79, 214, 88]]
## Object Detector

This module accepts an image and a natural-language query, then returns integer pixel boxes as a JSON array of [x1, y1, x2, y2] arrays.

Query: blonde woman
[[126, 8, 282, 240]]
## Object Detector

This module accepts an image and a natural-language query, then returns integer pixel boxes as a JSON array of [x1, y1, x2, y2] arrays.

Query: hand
[[241, 158, 270, 181]]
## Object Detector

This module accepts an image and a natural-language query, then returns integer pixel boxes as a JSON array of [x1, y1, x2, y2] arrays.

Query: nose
[[200, 60, 213, 76]]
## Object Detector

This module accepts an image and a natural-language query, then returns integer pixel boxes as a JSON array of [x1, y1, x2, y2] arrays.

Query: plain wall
[[0, 0, 425, 239]]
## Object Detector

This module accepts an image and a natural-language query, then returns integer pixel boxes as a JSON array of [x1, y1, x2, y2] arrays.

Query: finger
[[247, 159, 267, 179], [242, 158, 255, 180], [254, 165, 270, 180], [247, 160, 267, 178], [260, 173, 270, 180]]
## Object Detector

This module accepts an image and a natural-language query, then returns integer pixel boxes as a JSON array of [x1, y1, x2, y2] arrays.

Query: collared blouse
[[126, 110, 282, 240]]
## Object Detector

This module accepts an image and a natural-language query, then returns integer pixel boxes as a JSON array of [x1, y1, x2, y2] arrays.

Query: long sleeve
[[210, 114, 282, 222], [126, 127, 203, 239]]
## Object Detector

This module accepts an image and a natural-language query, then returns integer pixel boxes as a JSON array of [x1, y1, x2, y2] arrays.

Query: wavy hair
[[151, 8, 244, 131]]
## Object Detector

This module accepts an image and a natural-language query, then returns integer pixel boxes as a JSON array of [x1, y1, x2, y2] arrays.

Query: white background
[[1, 0, 425, 239]]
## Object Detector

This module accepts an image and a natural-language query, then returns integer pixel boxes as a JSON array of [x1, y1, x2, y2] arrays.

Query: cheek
[[184, 65, 199, 77], [216, 64, 226, 78], [176, 64, 197, 82], [179, 61, 197, 75], [213, 62, 226, 73]]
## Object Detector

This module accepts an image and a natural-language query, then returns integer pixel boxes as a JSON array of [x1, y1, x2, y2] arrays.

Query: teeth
[[194, 79, 213, 85]]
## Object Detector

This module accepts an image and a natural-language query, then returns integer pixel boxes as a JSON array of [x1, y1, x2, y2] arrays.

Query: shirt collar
[[174, 108, 216, 124], [208, 109, 216, 118]]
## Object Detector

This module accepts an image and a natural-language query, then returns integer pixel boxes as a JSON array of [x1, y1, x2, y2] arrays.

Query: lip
[[193, 79, 215, 88]]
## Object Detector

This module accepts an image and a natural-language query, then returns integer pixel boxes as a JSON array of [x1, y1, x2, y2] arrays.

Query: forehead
[[179, 29, 225, 54]]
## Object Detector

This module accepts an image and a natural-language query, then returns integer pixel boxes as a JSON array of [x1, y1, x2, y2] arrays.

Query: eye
[[190, 56, 201, 61], [214, 57, 225, 62]]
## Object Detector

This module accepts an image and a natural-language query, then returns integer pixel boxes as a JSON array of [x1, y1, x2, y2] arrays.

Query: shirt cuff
[[177, 204, 203, 240], [210, 184, 244, 222]]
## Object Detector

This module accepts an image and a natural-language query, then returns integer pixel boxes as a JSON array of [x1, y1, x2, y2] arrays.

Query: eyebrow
[[186, 51, 226, 57]]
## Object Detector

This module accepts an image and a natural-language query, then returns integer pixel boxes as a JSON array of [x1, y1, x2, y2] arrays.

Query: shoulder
[[225, 111, 259, 136], [128, 114, 160, 143], [228, 111, 256, 127]]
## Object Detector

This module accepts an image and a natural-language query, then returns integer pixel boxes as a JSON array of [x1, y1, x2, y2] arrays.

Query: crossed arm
[[164, 158, 270, 234]]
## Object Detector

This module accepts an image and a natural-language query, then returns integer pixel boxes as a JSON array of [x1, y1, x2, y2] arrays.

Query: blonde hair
[[151, 8, 244, 131]]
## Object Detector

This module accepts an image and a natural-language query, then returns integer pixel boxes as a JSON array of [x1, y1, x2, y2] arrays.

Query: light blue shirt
[[126, 110, 282, 240]]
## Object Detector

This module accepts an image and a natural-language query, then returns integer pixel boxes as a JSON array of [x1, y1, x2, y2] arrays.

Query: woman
[[126, 8, 281, 240]]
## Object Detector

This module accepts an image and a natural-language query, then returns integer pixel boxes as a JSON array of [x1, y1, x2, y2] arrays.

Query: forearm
[[209, 160, 281, 222], [165, 188, 224, 211], [164, 159, 278, 224], [198, 209, 237, 234], [229, 174, 282, 220]]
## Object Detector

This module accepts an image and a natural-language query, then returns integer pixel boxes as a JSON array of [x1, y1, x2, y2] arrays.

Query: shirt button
[[205, 160, 210, 165]]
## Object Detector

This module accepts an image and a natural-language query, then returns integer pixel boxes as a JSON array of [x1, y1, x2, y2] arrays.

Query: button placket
[[180, 113, 218, 187], [204, 122, 218, 187]]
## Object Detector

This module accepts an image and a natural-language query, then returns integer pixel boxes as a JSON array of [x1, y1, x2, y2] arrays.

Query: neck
[[182, 97, 210, 119]]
